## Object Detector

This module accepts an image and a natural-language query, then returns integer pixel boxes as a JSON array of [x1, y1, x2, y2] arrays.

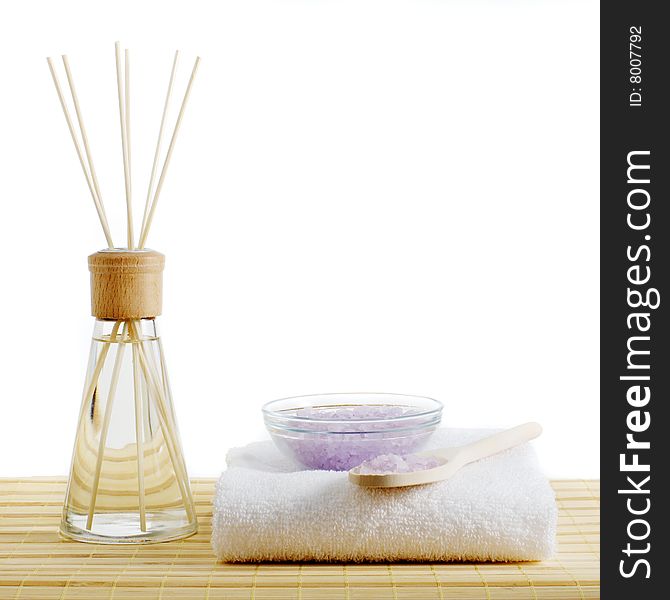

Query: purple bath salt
[[269, 405, 437, 471], [295, 405, 412, 422], [357, 453, 442, 475]]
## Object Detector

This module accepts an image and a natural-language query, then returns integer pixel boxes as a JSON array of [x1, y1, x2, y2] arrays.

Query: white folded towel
[[212, 428, 557, 562]]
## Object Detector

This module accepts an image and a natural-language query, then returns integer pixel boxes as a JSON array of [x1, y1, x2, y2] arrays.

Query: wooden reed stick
[[156, 339, 172, 410], [61, 55, 112, 238], [73, 320, 122, 446], [87, 322, 128, 530], [128, 321, 194, 522], [135, 345, 195, 522], [139, 56, 201, 249], [125, 49, 133, 247], [140, 51, 179, 242], [46, 58, 114, 248], [115, 42, 134, 249], [141, 366, 152, 441], [131, 324, 194, 515], [155, 339, 180, 431], [147, 339, 184, 470], [131, 328, 147, 532]]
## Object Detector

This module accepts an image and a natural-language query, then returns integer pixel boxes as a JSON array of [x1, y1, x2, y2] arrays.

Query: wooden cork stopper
[[89, 250, 165, 320]]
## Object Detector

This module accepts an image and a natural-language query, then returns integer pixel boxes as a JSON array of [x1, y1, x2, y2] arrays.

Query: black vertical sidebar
[[601, 2, 669, 597]]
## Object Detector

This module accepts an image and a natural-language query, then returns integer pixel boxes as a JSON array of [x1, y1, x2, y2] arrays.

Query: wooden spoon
[[349, 422, 542, 488]]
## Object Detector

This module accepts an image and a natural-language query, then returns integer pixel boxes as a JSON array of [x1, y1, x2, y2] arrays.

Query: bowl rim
[[266, 420, 442, 435], [262, 392, 443, 423]]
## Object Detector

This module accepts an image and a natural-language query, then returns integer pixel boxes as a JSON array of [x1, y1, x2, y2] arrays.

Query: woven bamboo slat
[[0, 478, 599, 599]]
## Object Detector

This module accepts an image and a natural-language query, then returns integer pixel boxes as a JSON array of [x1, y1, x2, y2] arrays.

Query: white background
[[0, 0, 599, 477]]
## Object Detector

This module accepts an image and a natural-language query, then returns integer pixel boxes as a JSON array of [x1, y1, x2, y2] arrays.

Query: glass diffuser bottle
[[60, 249, 197, 543]]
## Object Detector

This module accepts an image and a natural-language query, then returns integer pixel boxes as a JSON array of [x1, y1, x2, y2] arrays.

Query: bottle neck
[[93, 318, 160, 343]]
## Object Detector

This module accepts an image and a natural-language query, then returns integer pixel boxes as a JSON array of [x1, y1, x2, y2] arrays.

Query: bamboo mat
[[0, 478, 599, 599]]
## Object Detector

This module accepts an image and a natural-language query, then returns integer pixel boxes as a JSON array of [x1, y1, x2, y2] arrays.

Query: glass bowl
[[262, 393, 443, 471]]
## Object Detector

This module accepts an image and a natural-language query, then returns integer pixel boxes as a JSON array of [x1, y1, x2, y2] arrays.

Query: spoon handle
[[452, 422, 543, 465]]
